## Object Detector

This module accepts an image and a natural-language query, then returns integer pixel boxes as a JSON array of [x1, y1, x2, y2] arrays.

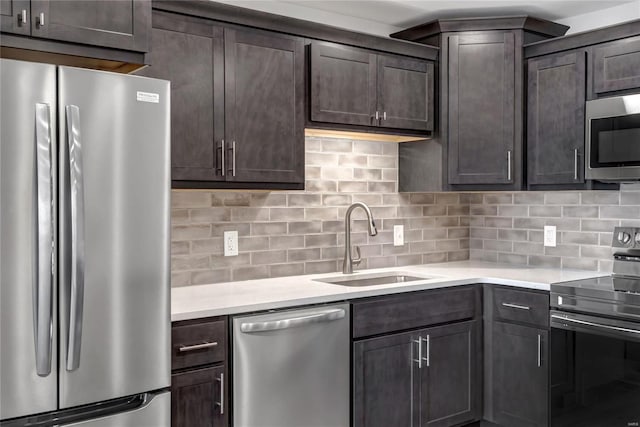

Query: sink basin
[[314, 271, 437, 287]]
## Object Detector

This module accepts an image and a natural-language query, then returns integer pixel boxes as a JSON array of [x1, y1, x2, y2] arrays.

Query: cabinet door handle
[[178, 341, 218, 352], [19, 9, 27, 25], [227, 141, 236, 177], [502, 302, 530, 310], [537, 334, 542, 368], [424, 335, 430, 367], [383, 111, 387, 121], [507, 150, 512, 182], [37, 12, 45, 27], [216, 372, 225, 415], [219, 139, 225, 176], [574, 148, 579, 180], [412, 337, 423, 369]]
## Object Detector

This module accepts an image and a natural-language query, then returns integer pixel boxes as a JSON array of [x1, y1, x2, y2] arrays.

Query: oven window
[[590, 113, 640, 167], [550, 328, 640, 426]]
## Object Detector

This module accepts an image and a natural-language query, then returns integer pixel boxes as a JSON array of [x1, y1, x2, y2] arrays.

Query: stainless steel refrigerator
[[0, 59, 171, 426]]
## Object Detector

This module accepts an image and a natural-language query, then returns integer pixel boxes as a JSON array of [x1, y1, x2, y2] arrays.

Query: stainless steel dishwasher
[[232, 303, 350, 427]]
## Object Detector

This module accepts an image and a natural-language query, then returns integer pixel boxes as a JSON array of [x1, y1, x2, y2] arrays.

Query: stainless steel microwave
[[586, 94, 640, 181]]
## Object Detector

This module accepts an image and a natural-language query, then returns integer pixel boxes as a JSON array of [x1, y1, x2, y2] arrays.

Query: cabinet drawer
[[352, 285, 479, 339], [492, 287, 549, 327], [593, 36, 640, 95], [172, 318, 227, 370]]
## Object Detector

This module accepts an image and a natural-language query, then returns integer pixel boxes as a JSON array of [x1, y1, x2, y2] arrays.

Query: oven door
[[586, 94, 640, 181], [550, 310, 640, 427]]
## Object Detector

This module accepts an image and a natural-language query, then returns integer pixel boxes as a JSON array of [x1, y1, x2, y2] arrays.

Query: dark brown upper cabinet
[[224, 28, 304, 185], [527, 50, 587, 187], [0, 0, 150, 52], [140, 10, 304, 189], [592, 35, 640, 97], [137, 12, 225, 183], [310, 42, 435, 133], [447, 32, 517, 186], [310, 43, 377, 127], [391, 16, 568, 191], [0, 0, 30, 35]]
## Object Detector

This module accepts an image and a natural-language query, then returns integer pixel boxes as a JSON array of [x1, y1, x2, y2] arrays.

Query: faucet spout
[[343, 202, 377, 274]]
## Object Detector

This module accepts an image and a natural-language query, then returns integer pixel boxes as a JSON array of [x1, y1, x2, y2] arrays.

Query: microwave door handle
[[34, 103, 54, 377], [65, 105, 86, 372]]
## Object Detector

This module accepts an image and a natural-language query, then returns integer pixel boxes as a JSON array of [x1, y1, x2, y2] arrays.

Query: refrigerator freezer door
[[58, 67, 171, 408], [62, 391, 170, 427], [0, 59, 58, 420]]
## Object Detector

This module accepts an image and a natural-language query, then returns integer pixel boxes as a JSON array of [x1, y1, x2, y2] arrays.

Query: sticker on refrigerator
[[136, 91, 159, 103]]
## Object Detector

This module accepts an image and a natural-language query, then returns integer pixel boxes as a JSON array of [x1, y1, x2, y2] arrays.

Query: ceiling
[[215, 0, 639, 36]]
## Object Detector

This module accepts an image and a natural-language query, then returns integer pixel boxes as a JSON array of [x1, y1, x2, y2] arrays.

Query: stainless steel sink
[[314, 271, 437, 287]]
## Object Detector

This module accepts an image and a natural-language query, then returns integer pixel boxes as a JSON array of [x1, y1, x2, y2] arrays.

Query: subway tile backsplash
[[171, 138, 470, 287], [468, 184, 640, 272], [171, 137, 640, 287]]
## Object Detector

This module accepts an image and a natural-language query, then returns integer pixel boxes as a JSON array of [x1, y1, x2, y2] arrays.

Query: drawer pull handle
[[502, 302, 530, 310], [178, 341, 218, 352]]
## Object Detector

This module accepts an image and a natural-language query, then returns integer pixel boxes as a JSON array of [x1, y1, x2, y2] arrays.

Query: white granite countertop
[[171, 261, 608, 321]]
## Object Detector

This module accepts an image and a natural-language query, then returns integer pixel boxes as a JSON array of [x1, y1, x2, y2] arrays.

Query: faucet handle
[[352, 246, 362, 266]]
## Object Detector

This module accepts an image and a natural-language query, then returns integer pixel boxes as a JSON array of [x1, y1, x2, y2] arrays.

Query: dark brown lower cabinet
[[172, 365, 226, 427], [493, 321, 549, 427], [354, 320, 480, 427]]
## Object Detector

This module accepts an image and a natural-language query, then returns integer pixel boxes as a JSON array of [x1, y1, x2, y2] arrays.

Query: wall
[[468, 185, 640, 272], [171, 137, 470, 287], [557, 1, 640, 34]]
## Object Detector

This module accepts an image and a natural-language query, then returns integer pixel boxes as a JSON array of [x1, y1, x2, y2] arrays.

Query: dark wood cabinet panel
[[137, 12, 224, 183], [377, 54, 434, 131], [27, 0, 150, 52], [171, 365, 226, 427], [421, 320, 480, 427], [353, 331, 417, 427], [528, 51, 586, 186], [493, 321, 549, 427], [310, 42, 377, 127], [224, 28, 304, 184], [448, 32, 517, 185], [593, 36, 640, 96], [352, 286, 478, 339], [0, 0, 30, 35], [492, 286, 550, 328]]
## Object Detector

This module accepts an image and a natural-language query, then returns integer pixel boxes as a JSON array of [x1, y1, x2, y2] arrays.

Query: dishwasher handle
[[240, 308, 346, 333]]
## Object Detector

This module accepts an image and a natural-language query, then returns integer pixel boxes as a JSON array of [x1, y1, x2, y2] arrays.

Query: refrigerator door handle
[[65, 105, 86, 372], [34, 103, 54, 377]]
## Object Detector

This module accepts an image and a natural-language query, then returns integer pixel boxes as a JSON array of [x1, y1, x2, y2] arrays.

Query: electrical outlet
[[393, 225, 404, 246], [544, 225, 556, 247], [224, 231, 238, 256]]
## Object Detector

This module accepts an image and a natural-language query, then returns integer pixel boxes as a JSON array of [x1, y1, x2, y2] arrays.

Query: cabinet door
[[310, 42, 377, 126], [0, 0, 30, 35], [421, 320, 480, 427], [448, 32, 516, 185], [377, 54, 434, 131], [353, 331, 419, 427], [29, 0, 150, 52], [528, 51, 586, 186], [593, 36, 640, 96], [493, 322, 548, 427], [225, 28, 304, 184], [171, 365, 226, 427], [137, 12, 225, 183]]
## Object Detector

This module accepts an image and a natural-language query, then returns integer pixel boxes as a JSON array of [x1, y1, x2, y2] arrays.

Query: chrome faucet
[[343, 202, 378, 274]]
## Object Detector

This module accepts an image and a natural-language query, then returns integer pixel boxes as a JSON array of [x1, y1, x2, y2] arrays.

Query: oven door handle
[[551, 313, 640, 338]]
